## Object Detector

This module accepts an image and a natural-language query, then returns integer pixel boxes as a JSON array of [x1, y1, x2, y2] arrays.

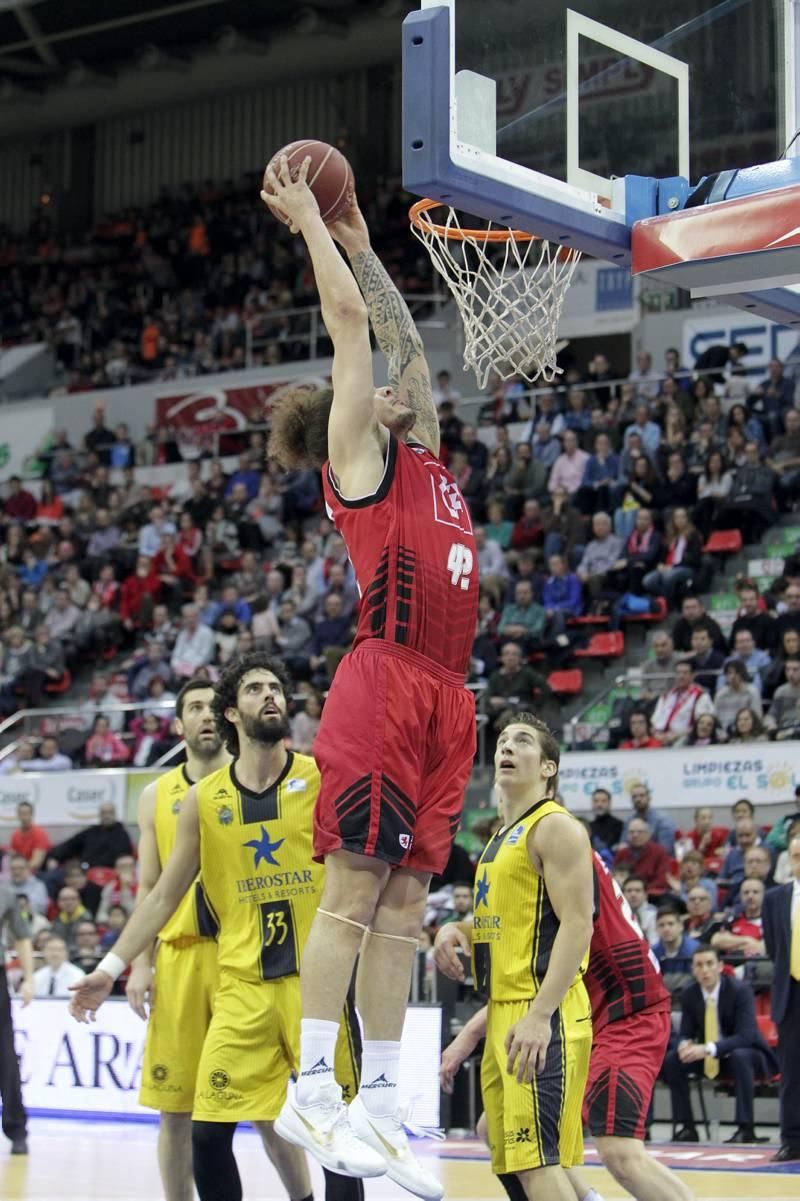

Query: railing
[[566, 673, 629, 749], [244, 292, 450, 365], [454, 367, 701, 425], [0, 681, 489, 766], [2, 292, 452, 399]]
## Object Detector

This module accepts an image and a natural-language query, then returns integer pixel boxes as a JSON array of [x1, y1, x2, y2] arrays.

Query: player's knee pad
[[317, 907, 370, 935], [191, 1119, 236, 1153]]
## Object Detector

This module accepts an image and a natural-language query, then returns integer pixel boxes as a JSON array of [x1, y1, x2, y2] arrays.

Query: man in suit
[[662, 944, 776, 1143], [763, 834, 800, 1161]]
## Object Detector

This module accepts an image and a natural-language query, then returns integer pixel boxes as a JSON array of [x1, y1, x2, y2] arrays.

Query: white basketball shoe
[[275, 1081, 388, 1178], [347, 1094, 445, 1201]]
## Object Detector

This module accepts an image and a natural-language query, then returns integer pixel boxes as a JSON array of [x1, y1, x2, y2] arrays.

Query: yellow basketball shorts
[[139, 938, 219, 1112], [481, 984, 592, 1174], [192, 971, 361, 1123]]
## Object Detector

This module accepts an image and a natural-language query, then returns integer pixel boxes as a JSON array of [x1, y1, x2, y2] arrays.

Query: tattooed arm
[[330, 204, 441, 457]]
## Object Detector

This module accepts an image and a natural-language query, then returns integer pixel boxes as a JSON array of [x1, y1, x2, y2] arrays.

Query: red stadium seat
[[756, 1013, 778, 1049], [573, 632, 624, 659], [547, 669, 584, 697], [567, 614, 610, 627], [704, 529, 743, 555], [44, 670, 72, 695]]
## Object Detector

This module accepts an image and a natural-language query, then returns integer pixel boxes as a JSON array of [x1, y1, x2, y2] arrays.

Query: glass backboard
[[448, 0, 789, 195]]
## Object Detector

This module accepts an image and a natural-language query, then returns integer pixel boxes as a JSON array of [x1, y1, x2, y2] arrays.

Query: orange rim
[[409, 197, 535, 243]]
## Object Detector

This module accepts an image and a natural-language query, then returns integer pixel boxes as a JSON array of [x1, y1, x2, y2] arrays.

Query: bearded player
[[436, 782, 697, 1201], [129, 678, 229, 1201], [265, 157, 476, 1199], [69, 653, 371, 1201]]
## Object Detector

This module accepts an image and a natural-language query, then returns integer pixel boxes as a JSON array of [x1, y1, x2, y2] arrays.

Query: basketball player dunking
[[264, 157, 477, 1199], [69, 653, 367, 1201]]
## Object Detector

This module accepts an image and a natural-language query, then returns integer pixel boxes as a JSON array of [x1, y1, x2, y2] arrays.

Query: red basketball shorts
[[313, 641, 476, 875], [583, 1009, 671, 1140]]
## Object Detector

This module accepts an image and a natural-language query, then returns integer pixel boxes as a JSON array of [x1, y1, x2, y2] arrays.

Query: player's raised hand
[[327, 200, 370, 255], [68, 970, 114, 1024], [505, 1009, 552, 1083], [433, 923, 471, 981], [126, 959, 155, 1021], [261, 155, 319, 234]]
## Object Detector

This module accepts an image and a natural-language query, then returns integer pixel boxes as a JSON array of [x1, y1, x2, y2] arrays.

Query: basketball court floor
[[2, 1119, 798, 1200]]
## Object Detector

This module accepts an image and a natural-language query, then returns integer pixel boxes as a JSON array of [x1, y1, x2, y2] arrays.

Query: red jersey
[[10, 825, 51, 861], [323, 436, 477, 675], [586, 852, 671, 1034]]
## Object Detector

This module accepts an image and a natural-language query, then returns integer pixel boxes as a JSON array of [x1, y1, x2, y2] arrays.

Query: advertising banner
[[124, 771, 162, 824], [0, 770, 128, 830], [0, 401, 54, 482], [681, 313, 800, 383], [11, 999, 442, 1125], [557, 743, 797, 812], [154, 376, 328, 459], [559, 261, 638, 337], [1, 743, 795, 832]]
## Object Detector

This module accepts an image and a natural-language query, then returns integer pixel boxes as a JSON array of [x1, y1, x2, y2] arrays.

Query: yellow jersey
[[196, 753, 323, 984], [154, 765, 218, 944], [472, 799, 590, 1002]]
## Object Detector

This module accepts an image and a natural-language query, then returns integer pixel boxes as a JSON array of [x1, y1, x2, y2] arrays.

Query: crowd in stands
[[0, 337, 799, 767], [0, 175, 429, 392], [3, 800, 135, 996]]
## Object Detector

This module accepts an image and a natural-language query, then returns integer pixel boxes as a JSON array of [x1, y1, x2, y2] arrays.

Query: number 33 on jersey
[[324, 435, 478, 676]]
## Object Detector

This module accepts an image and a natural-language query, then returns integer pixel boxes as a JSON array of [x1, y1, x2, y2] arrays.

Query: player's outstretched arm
[[126, 781, 161, 1019], [505, 814, 594, 1082], [262, 159, 383, 489], [69, 787, 202, 1023], [330, 203, 441, 457]]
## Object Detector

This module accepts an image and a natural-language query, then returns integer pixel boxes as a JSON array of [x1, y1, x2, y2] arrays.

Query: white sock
[[358, 1040, 401, 1117], [582, 1191, 605, 1201], [297, 1018, 340, 1104]]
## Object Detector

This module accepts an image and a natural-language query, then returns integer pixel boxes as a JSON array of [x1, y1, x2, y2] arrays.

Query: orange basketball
[[264, 140, 355, 225]]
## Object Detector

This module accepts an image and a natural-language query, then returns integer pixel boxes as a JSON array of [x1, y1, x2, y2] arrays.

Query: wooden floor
[[2, 1119, 799, 1200]]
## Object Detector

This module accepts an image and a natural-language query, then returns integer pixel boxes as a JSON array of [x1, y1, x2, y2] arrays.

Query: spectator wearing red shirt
[[510, 498, 545, 551], [711, 877, 767, 960], [3, 477, 37, 524], [619, 710, 663, 750], [92, 563, 120, 609], [151, 532, 196, 604], [613, 818, 671, 898], [8, 801, 51, 870], [120, 555, 161, 631], [686, 805, 730, 871]]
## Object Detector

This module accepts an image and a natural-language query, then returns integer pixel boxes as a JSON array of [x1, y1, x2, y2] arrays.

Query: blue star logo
[[243, 825, 285, 868], [475, 870, 490, 908]]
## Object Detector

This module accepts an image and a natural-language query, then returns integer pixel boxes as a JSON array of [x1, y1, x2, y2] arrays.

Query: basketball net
[[409, 200, 581, 389]]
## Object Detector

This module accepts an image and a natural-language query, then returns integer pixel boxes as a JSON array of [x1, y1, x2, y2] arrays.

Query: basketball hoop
[[409, 199, 581, 389]]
